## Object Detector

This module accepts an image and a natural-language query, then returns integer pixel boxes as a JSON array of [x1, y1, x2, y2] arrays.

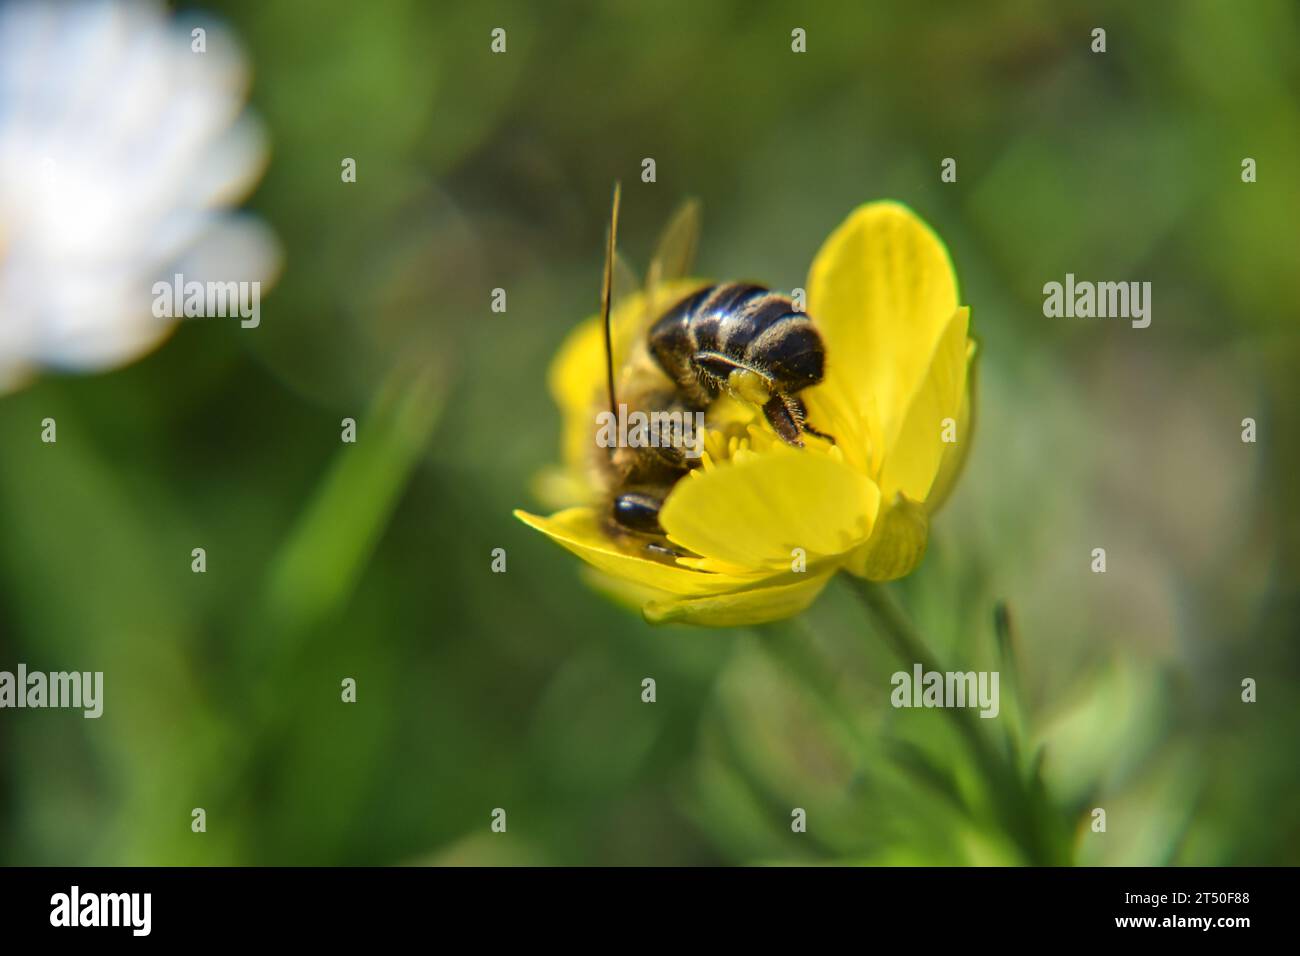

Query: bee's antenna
[[601, 181, 621, 442]]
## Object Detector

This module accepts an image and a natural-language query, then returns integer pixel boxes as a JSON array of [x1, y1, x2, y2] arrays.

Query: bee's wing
[[647, 197, 701, 292], [608, 197, 703, 386], [634, 198, 702, 338], [612, 251, 641, 315]]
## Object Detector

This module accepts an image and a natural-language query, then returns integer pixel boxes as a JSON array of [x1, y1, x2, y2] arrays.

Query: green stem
[[845, 577, 1066, 865], [754, 618, 874, 758]]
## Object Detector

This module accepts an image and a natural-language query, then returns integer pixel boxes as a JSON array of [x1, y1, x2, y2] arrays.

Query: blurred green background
[[2, 0, 1298, 865]]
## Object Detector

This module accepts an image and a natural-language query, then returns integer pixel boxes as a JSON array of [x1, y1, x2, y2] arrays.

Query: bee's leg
[[802, 422, 836, 444], [645, 540, 690, 560], [762, 395, 805, 447], [785, 395, 836, 445]]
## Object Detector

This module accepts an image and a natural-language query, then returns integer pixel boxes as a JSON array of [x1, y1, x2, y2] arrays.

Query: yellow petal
[[800, 379, 875, 476], [513, 506, 760, 597], [659, 449, 880, 574], [844, 494, 929, 581], [927, 336, 979, 514], [547, 318, 607, 483], [578, 565, 672, 614], [878, 307, 971, 502], [530, 464, 594, 512], [806, 201, 960, 471], [644, 567, 838, 626]]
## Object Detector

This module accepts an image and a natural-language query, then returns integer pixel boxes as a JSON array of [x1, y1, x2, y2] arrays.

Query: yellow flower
[[515, 202, 975, 626]]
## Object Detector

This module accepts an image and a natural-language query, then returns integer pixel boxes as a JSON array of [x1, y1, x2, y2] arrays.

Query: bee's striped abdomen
[[735, 301, 823, 390], [650, 281, 825, 404]]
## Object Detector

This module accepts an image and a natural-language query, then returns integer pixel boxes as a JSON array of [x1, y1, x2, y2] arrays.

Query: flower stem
[[845, 576, 1068, 865], [754, 618, 874, 757]]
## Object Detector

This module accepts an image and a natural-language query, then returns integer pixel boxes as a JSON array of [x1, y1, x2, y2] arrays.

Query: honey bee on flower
[[515, 188, 976, 627]]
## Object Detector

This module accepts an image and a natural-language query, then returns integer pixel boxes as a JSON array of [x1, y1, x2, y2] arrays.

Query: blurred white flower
[[0, 0, 279, 392]]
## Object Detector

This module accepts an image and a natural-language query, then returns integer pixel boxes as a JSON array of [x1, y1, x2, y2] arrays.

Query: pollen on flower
[[696, 425, 749, 472], [692, 416, 844, 478]]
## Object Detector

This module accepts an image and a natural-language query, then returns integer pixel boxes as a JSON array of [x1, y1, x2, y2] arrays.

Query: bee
[[648, 282, 830, 447], [594, 182, 831, 561]]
